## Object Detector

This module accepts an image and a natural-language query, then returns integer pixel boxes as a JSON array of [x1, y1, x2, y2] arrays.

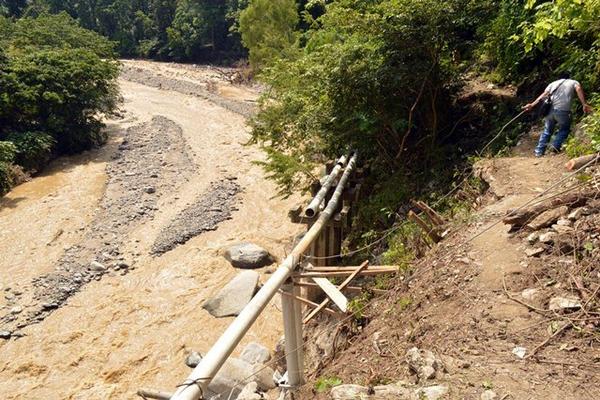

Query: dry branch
[[503, 190, 594, 227], [565, 153, 600, 171]]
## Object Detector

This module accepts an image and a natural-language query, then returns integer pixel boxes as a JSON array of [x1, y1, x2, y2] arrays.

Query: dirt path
[[0, 62, 302, 399]]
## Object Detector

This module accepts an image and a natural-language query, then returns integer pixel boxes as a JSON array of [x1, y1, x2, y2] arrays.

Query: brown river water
[[0, 62, 302, 399]]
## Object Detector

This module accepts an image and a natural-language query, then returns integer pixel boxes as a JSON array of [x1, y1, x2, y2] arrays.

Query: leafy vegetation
[[2, 0, 249, 62], [0, 13, 119, 195], [314, 376, 343, 392]]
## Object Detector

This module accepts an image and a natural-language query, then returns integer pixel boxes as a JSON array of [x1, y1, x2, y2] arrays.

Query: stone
[[203, 271, 260, 317], [331, 384, 369, 400], [413, 385, 449, 400], [0, 331, 11, 339], [567, 207, 589, 221], [207, 357, 275, 399], [224, 243, 273, 269], [41, 302, 58, 310], [240, 342, 271, 365], [406, 347, 443, 382], [521, 288, 540, 302], [89, 261, 107, 272], [526, 232, 539, 244], [512, 346, 527, 359], [235, 382, 263, 400], [549, 295, 582, 311], [525, 247, 545, 257], [556, 218, 572, 227], [552, 224, 574, 234], [144, 186, 156, 194], [374, 381, 412, 398], [185, 351, 202, 368], [10, 306, 23, 314], [539, 232, 557, 244], [527, 206, 569, 230], [481, 390, 498, 400]]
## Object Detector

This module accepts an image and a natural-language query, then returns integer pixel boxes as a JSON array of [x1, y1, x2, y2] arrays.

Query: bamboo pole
[[305, 155, 348, 217], [170, 153, 358, 400]]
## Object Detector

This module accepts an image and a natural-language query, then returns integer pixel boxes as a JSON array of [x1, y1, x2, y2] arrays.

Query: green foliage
[[8, 131, 55, 170], [0, 161, 15, 195], [16, 1, 249, 62], [6, 12, 115, 57], [0, 141, 16, 163], [239, 0, 299, 69], [381, 223, 417, 270], [580, 96, 600, 152], [314, 376, 343, 392], [347, 291, 373, 319], [0, 13, 119, 195], [253, 148, 317, 197]]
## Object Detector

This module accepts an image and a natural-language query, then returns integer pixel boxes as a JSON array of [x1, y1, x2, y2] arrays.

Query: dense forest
[[1, 0, 599, 240]]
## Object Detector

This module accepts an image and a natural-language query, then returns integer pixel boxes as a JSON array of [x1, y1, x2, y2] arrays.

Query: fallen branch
[[502, 276, 549, 316], [524, 322, 570, 359], [565, 153, 600, 171]]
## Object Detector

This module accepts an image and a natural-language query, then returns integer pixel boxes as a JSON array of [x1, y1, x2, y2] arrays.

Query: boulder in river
[[203, 271, 259, 317], [224, 243, 273, 269], [207, 357, 275, 399]]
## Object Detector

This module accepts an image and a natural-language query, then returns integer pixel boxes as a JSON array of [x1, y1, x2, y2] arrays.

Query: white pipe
[[304, 155, 348, 218], [281, 283, 302, 386], [170, 153, 357, 400]]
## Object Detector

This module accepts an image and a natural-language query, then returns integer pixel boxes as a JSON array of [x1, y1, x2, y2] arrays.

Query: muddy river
[[0, 61, 302, 399]]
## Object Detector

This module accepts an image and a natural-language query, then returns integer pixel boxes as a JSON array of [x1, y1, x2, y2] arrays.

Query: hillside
[[298, 134, 600, 399]]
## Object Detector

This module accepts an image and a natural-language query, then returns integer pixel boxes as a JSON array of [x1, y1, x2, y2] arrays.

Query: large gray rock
[[203, 271, 260, 317], [235, 382, 264, 400], [240, 342, 271, 365], [185, 350, 203, 368], [225, 243, 273, 269], [406, 347, 444, 382], [207, 357, 275, 399], [331, 384, 369, 399], [331, 382, 413, 399]]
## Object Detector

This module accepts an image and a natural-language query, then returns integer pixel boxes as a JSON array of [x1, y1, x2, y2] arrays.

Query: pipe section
[[304, 154, 348, 218]]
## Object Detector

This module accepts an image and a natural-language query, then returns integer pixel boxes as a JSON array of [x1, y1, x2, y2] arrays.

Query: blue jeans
[[535, 109, 572, 156]]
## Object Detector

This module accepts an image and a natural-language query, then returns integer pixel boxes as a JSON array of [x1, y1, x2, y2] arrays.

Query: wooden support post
[[279, 290, 340, 316], [303, 261, 370, 324], [408, 210, 441, 243], [311, 277, 348, 312], [412, 200, 445, 226]]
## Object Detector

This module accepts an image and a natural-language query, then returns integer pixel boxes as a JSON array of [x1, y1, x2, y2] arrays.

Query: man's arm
[[575, 84, 593, 113], [522, 90, 549, 111]]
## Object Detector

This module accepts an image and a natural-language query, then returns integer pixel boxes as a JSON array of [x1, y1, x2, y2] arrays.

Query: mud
[[0, 116, 194, 336], [0, 61, 302, 400]]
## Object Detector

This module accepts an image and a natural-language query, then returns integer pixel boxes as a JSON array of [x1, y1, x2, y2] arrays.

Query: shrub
[[0, 141, 16, 163], [8, 131, 55, 171]]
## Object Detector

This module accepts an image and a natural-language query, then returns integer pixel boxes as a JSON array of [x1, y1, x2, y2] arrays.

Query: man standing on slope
[[523, 73, 592, 157]]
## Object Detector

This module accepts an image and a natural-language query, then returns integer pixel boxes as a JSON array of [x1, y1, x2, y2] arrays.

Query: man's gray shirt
[[546, 79, 580, 111]]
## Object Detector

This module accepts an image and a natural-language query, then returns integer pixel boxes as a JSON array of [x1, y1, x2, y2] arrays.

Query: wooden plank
[[408, 210, 441, 242], [293, 281, 388, 295], [279, 290, 340, 316], [306, 265, 397, 272], [302, 261, 369, 324], [311, 277, 348, 312], [414, 200, 445, 226], [296, 268, 397, 279]]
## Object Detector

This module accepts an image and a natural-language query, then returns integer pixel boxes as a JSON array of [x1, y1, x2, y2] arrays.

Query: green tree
[[239, 0, 299, 69]]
